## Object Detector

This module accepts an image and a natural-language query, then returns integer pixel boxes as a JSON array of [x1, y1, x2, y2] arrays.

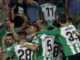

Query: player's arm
[[35, 29, 60, 35], [34, 56, 37, 60], [74, 30, 80, 36], [24, 44, 39, 51], [24, 36, 41, 51], [2, 37, 6, 53], [65, 0, 69, 17], [8, 22, 25, 41], [11, 6, 16, 20], [27, 0, 39, 7], [17, 16, 28, 32]]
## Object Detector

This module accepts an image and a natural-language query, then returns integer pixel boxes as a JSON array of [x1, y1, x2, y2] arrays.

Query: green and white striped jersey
[[40, 3, 57, 21], [36, 25, 80, 56], [6, 42, 36, 60], [33, 34, 55, 60], [53, 44, 63, 60]]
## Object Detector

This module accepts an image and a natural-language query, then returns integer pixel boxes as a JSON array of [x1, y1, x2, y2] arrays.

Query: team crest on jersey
[[32, 38, 39, 43]]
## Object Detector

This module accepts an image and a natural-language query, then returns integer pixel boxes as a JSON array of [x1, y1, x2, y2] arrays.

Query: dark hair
[[15, 0, 26, 4], [6, 33, 14, 40], [41, 20, 48, 27], [31, 24, 40, 32], [23, 21, 32, 30], [18, 31, 26, 36], [68, 17, 73, 23], [6, 33, 13, 36], [58, 14, 67, 24]]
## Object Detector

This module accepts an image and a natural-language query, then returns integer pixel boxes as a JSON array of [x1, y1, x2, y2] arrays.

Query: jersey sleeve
[[33, 36, 42, 46], [6, 44, 15, 54], [36, 29, 60, 36], [55, 36, 60, 43]]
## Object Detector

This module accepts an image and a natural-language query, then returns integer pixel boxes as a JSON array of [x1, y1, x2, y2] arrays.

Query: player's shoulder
[[61, 24, 76, 30], [40, 3, 56, 7], [31, 36, 41, 44]]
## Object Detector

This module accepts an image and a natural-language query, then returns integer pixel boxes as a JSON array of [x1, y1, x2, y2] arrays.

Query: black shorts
[[66, 53, 80, 60]]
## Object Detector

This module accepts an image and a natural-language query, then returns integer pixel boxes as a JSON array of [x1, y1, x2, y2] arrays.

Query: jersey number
[[53, 46, 59, 57], [46, 7, 54, 16], [18, 49, 31, 60], [66, 31, 78, 41], [47, 40, 52, 52]]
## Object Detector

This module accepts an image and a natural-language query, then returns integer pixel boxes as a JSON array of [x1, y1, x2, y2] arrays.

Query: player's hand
[[74, 31, 79, 36], [31, 33, 36, 38], [19, 40, 26, 45], [19, 42, 24, 46]]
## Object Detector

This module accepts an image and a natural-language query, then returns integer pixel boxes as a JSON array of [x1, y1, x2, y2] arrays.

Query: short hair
[[6, 33, 14, 40], [58, 14, 67, 24], [68, 17, 73, 23], [23, 21, 32, 30], [18, 31, 26, 36], [31, 24, 40, 32], [41, 20, 48, 27], [6, 33, 13, 36]]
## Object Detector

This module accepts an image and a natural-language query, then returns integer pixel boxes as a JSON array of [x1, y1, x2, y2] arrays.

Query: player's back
[[38, 34, 55, 60], [53, 44, 63, 60], [59, 24, 80, 56], [15, 44, 34, 60], [40, 3, 56, 21]]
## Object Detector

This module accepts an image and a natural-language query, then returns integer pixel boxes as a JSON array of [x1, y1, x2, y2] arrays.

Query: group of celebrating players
[[0, 14, 80, 60], [0, 0, 80, 60]]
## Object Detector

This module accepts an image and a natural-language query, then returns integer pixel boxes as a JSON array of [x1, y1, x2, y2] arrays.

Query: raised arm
[[35, 29, 60, 35], [2, 37, 6, 53], [65, 0, 69, 18], [8, 22, 25, 41]]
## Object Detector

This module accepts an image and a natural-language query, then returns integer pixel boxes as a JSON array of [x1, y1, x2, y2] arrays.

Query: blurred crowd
[[0, 0, 80, 28]]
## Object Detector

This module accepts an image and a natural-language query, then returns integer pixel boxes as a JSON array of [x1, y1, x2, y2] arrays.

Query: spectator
[[8, 0, 16, 21], [50, 0, 65, 14], [37, 0, 44, 5], [0, 0, 2, 8], [0, 0, 10, 23], [39, 0, 58, 25], [12, 0, 27, 28], [26, 0, 40, 22], [65, 0, 80, 17], [9, 0, 16, 7], [74, 11, 80, 30]]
